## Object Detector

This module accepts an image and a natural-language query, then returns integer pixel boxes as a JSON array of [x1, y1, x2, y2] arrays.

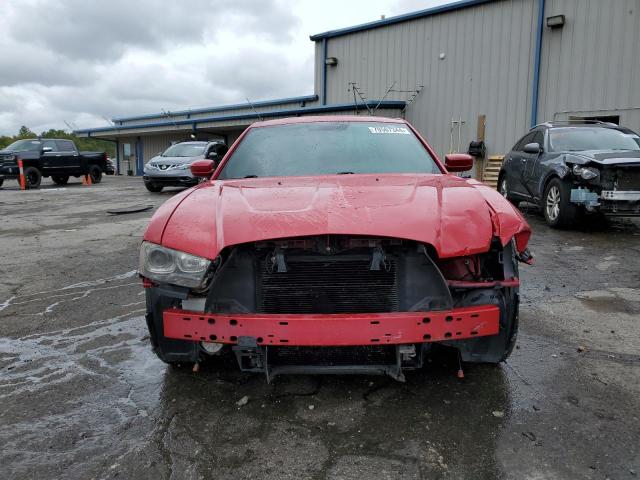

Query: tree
[[18, 126, 36, 138], [0, 126, 115, 157]]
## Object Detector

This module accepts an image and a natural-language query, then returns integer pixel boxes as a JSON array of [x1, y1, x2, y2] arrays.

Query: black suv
[[498, 121, 640, 227]]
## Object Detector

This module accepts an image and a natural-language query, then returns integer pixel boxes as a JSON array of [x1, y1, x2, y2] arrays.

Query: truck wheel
[[23, 167, 42, 189], [543, 177, 576, 228], [145, 181, 163, 193], [89, 165, 103, 184], [51, 175, 69, 185]]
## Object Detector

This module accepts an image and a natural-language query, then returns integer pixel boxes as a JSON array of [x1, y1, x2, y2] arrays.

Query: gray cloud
[[206, 47, 314, 102], [7, 0, 299, 63], [0, 0, 444, 135]]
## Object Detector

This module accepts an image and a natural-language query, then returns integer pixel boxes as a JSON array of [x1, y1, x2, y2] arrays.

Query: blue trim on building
[[111, 95, 319, 123], [322, 38, 328, 105], [76, 101, 406, 136], [531, 0, 545, 127], [310, 0, 494, 41], [135, 137, 144, 175]]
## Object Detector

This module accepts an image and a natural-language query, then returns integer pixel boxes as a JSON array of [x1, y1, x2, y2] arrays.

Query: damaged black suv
[[498, 121, 640, 227]]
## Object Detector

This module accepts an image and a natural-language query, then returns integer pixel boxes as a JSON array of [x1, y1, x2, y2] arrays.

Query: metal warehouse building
[[77, 0, 640, 181]]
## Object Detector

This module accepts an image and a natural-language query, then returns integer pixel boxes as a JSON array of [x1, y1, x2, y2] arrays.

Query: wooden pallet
[[482, 155, 504, 189]]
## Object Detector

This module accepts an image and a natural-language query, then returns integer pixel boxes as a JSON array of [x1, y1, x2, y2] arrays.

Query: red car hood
[[145, 174, 530, 260]]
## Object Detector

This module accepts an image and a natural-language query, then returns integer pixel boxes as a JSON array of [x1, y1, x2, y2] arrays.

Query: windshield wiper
[[336, 171, 354, 175]]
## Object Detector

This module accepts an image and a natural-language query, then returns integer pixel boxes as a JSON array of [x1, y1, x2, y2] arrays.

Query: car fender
[[538, 159, 570, 198]]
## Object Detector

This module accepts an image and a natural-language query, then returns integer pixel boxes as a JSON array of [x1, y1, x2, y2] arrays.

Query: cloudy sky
[[0, 0, 447, 135]]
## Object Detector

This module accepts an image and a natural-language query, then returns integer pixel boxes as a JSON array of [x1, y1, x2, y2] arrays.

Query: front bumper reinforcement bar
[[162, 305, 500, 346]]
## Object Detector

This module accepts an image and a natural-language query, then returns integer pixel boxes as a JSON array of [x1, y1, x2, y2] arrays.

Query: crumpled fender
[[143, 186, 200, 245], [467, 180, 532, 253]]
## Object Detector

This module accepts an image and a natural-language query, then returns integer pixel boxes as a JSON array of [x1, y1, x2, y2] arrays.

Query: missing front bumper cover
[[232, 339, 422, 382]]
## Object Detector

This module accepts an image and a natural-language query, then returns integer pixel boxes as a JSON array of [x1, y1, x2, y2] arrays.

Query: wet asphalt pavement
[[0, 176, 639, 480]]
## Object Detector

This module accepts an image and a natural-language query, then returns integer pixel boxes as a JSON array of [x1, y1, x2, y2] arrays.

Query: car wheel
[[543, 177, 576, 228], [51, 175, 69, 185], [23, 166, 42, 189], [498, 175, 520, 207], [145, 181, 163, 193], [89, 165, 103, 184], [455, 242, 520, 364]]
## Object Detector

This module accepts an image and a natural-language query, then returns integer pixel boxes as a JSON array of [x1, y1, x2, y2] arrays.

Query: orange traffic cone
[[82, 173, 92, 186], [18, 159, 26, 190]]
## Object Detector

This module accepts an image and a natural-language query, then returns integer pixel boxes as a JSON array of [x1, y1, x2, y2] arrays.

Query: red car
[[139, 116, 531, 381]]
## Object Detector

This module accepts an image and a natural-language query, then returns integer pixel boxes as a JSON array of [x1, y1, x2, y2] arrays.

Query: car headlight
[[572, 165, 599, 180], [177, 163, 191, 170], [139, 241, 212, 288]]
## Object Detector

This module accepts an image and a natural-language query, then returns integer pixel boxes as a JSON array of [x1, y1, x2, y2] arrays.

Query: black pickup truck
[[0, 138, 114, 189]]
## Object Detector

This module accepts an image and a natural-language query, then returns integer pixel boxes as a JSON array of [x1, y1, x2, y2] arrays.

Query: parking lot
[[1, 176, 639, 480]]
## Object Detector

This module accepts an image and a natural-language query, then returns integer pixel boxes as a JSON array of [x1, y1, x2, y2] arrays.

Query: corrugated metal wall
[[317, 0, 640, 157], [320, 0, 539, 158], [538, 0, 640, 131]]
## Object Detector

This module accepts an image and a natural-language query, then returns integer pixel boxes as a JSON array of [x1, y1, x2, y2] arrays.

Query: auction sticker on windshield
[[368, 126, 411, 134]]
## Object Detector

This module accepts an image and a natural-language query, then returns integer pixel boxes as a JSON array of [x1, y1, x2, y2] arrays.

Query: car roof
[[172, 140, 224, 145], [19, 138, 69, 141], [533, 121, 620, 130], [251, 115, 407, 128]]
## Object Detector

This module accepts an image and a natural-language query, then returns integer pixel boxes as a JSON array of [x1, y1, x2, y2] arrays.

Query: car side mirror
[[444, 153, 474, 172], [190, 159, 215, 177], [206, 150, 218, 159], [523, 142, 542, 154], [42, 147, 53, 153]]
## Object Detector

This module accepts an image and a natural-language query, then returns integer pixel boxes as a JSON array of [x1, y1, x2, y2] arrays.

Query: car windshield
[[549, 127, 640, 152], [218, 122, 441, 179], [4, 139, 43, 152], [162, 143, 206, 157]]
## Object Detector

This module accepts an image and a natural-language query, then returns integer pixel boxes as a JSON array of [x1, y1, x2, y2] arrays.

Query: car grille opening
[[617, 170, 640, 190], [258, 257, 399, 314], [268, 345, 397, 366]]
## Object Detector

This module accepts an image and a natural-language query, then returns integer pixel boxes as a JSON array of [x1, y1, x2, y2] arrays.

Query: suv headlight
[[177, 163, 191, 170], [139, 241, 212, 288], [572, 165, 599, 180]]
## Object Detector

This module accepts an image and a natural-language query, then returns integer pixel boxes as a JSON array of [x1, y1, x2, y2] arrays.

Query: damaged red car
[[139, 116, 532, 381]]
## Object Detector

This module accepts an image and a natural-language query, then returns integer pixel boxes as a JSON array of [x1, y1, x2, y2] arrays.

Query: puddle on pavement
[[0, 307, 519, 479]]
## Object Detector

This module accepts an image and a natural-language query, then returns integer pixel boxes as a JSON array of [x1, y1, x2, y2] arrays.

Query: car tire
[[543, 177, 576, 228], [452, 240, 520, 364], [89, 165, 103, 184], [498, 174, 521, 207], [144, 181, 163, 193], [23, 166, 42, 189], [51, 175, 69, 185], [145, 295, 200, 366]]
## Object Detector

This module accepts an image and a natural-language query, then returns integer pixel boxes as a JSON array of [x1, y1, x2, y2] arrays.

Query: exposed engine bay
[[145, 235, 523, 381]]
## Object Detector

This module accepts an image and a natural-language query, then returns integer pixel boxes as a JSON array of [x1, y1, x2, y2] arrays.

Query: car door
[[523, 130, 545, 198], [56, 140, 81, 170], [40, 139, 61, 174], [505, 132, 535, 197]]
